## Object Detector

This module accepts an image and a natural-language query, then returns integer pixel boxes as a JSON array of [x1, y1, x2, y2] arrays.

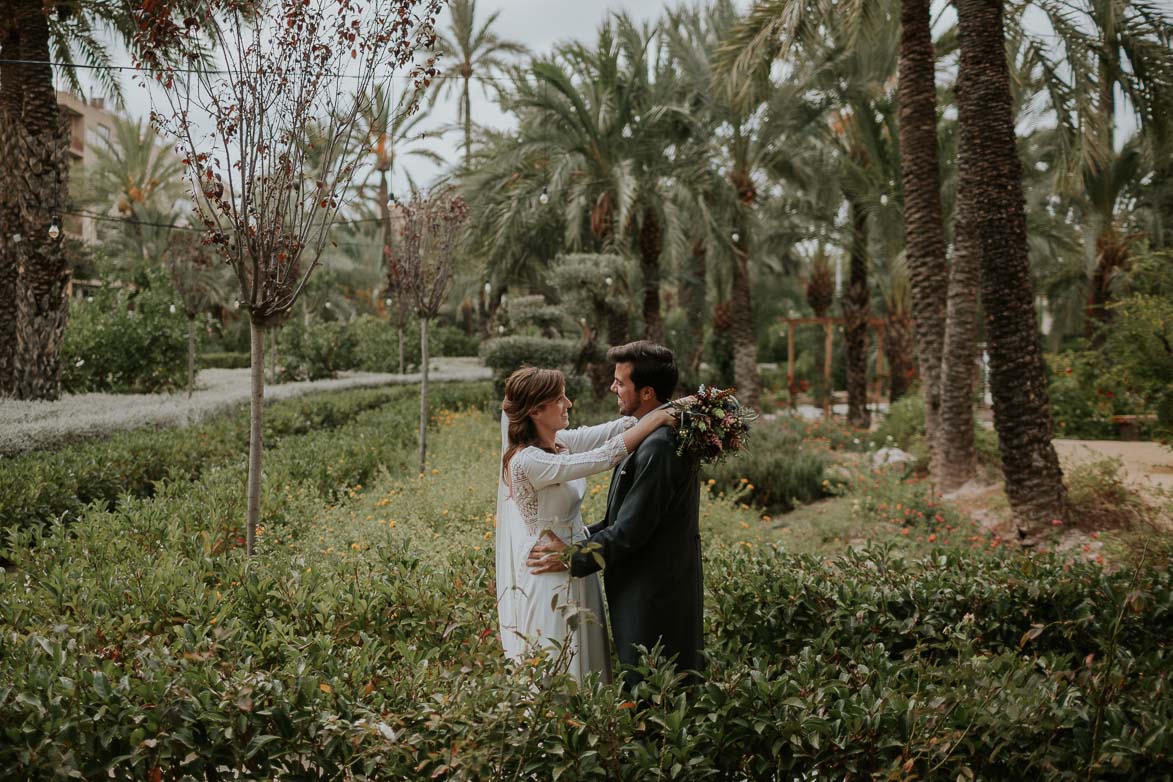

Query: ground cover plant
[[1, 387, 1169, 779], [0, 383, 484, 541]]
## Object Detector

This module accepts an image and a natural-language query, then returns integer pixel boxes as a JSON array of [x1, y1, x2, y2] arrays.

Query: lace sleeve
[[513, 435, 629, 493], [556, 416, 637, 454]]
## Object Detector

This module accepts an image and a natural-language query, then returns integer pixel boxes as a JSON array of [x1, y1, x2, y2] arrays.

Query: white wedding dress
[[495, 413, 636, 683]]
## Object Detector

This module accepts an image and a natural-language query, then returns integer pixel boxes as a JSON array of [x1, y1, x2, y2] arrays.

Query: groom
[[528, 341, 703, 688]]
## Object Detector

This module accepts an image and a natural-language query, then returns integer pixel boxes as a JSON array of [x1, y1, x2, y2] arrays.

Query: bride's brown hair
[[502, 366, 565, 483]]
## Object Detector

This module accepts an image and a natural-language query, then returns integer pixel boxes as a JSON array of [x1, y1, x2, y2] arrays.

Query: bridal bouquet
[[671, 385, 758, 466]]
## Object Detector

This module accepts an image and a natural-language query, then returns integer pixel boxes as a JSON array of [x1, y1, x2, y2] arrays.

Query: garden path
[[0, 357, 490, 456], [1053, 438, 1173, 491]]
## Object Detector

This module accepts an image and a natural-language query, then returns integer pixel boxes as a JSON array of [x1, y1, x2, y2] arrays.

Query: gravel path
[[1053, 438, 1173, 491], [0, 357, 490, 457]]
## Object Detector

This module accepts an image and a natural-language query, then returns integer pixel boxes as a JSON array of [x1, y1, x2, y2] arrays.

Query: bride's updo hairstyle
[[502, 366, 565, 482]]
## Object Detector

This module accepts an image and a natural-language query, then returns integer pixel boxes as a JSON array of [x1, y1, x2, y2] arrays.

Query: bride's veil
[[495, 409, 523, 660]]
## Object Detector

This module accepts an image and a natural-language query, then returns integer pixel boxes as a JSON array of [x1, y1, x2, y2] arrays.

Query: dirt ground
[[1053, 438, 1173, 490]]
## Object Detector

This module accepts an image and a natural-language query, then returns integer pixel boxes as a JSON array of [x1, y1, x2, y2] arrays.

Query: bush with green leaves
[[702, 418, 831, 512], [61, 271, 188, 393], [281, 316, 481, 379], [0, 384, 487, 540], [197, 351, 251, 369], [479, 335, 585, 398], [1, 397, 1170, 779]]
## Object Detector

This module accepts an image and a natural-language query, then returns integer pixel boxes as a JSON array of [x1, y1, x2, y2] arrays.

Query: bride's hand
[[527, 531, 569, 574]]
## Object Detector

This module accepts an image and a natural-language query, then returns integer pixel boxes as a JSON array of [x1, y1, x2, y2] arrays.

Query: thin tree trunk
[[679, 238, 707, 394], [957, 0, 1067, 538], [844, 196, 870, 428], [898, 0, 949, 474], [418, 315, 429, 474], [462, 75, 472, 169], [638, 207, 663, 342], [187, 316, 197, 398], [730, 216, 760, 410], [398, 324, 405, 374], [12, 0, 70, 400], [246, 319, 265, 556]]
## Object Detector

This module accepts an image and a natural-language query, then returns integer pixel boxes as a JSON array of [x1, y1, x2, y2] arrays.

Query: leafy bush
[[1046, 349, 1149, 439], [702, 418, 831, 511], [282, 316, 482, 379], [0, 384, 489, 539], [874, 392, 924, 449], [1, 402, 1170, 779], [479, 335, 583, 397], [61, 272, 187, 393], [198, 351, 251, 369]]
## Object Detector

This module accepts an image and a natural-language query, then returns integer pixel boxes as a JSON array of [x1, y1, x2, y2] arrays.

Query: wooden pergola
[[779, 316, 900, 413]]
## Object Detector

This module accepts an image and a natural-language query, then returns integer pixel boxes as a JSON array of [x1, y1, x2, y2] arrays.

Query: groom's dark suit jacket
[[569, 425, 703, 684]]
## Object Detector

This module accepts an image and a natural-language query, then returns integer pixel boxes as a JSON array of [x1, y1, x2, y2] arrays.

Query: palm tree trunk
[[898, 0, 949, 470], [187, 316, 197, 398], [843, 196, 870, 428], [730, 216, 760, 410], [638, 207, 663, 342], [462, 75, 472, 169], [0, 17, 20, 395], [886, 315, 914, 403], [418, 315, 429, 474], [12, 0, 70, 400], [679, 238, 707, 393], [957, 0, 1067, 538], [246, 319, 266, 556], [937, 213, 979, 491]]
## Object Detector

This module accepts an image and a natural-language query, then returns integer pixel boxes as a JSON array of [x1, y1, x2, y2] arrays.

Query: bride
[[496, 366, 676, 682]]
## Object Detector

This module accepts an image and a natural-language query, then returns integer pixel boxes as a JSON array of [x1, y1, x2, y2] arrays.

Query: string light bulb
[[539, 186, 549, 205], [48, 216, 62, 240], [731, 231, 740, 243], [483, 281, 491, 295]]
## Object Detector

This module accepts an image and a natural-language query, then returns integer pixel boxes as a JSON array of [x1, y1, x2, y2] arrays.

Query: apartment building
[[57, 90, 116, 242]]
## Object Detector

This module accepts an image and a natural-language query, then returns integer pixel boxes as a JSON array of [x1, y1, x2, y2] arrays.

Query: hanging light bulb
[[483, 281, 492, 295], [12, 233, 22, 243], [384, 297, 393, 307], [387, 193, 397, 208], [48, 216, 62, 240], [604, 276, 613, 287], [169, 304, 177, 314], [539, 186, 549, 205], [731, 231, 740, 243]]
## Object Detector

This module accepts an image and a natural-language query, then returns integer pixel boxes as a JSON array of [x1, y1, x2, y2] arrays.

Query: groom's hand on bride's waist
[[527, 531, 569, 574]]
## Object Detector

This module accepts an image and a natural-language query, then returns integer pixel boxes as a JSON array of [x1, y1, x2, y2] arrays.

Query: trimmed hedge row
[[0, 383, 485, 537]]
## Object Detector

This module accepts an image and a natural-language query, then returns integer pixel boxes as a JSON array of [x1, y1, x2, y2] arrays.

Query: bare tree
[[389, 188, 468, 474], [137, 0, 442, 555]]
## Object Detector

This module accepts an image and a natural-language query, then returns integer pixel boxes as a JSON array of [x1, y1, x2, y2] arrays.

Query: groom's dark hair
[[607, 341, 677, 403]]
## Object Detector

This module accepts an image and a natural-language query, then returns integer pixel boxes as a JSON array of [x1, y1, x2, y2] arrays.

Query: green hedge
[[198, 351, 251, 369], [61, 273, 187, 393], [479, 335, 585, 398], [280, 316, 482, 381], [0, 384, 488, 539], [0, 395, 1169, 779]]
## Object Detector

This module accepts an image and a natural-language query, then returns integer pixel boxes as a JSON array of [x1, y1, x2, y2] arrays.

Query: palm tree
[[75, 115, 187, 268], [0, 0, 139, 399], [431, 0, 526, 168], [898, 0, 950, 473], [1029, 1, 1173, 342], [504, 15, 689, 343], [955, 0, 1067, 537]]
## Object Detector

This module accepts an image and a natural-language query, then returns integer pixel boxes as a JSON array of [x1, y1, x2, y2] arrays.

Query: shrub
[[702, 418, 831, 512], [479, 335, 583, 397], [1, 404, 1170, 780], [198, 351, 251, 369], [0, 384, 490, 539], [60, 272, 187, 393], [280, 320, 358, 381], [874, 392, 924, 449]]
